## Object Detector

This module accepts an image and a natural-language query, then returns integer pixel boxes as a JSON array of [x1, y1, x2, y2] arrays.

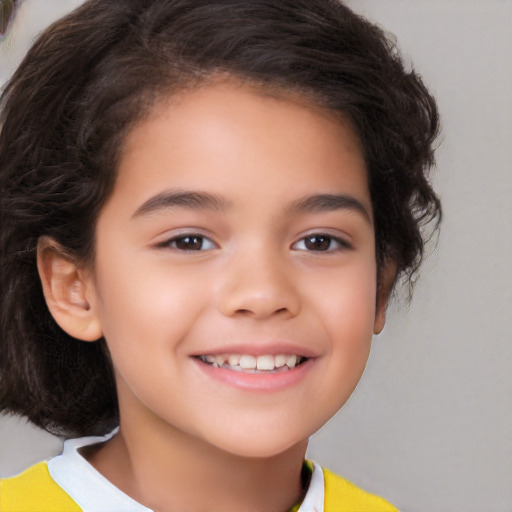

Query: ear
[[374, 261, 397, 335], [37, 237, 103, 342]]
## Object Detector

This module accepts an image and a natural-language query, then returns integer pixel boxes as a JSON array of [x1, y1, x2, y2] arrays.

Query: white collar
[[48, 431, 324, 512]]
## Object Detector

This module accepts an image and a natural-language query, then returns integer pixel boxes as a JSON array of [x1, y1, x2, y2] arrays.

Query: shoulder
[[322, 466, 399, 512], [0, 461, 82, 512]]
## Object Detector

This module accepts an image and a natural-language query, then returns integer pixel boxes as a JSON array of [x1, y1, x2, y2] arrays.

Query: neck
[[86, 415, 308, 512]]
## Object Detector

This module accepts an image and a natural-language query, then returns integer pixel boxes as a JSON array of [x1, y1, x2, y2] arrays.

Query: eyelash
[[157, 233, 351, 252]]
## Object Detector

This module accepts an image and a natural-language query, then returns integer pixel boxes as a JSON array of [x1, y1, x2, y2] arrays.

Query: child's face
[[84, 81, 386, 457]]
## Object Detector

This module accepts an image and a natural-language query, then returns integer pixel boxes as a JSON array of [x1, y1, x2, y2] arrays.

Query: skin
[[38, 81, 393, 512]]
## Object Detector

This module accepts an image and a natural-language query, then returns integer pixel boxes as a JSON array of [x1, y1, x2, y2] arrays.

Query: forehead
[[124, 78, 363, 154], [112, 80, 370, 217]]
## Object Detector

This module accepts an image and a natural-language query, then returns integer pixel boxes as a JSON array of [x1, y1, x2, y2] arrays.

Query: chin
[[204, 430, 310, 460]]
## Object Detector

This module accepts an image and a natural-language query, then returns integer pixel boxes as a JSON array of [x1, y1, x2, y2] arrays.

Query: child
[[0, 0, 441, 510]]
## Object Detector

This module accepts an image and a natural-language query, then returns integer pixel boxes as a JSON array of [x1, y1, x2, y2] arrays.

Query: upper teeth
[[199, 354, 304, 372]]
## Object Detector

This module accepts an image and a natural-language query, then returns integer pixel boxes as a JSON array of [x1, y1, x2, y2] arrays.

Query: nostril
[[219, 272, 301, 319], [234, 308, 252, 316], [234, 306, 291, 318]]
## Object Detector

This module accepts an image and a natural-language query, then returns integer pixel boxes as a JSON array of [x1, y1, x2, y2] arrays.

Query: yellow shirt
[[0, 460, 397, 512]]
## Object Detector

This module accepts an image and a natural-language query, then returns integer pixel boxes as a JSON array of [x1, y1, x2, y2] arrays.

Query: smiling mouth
[[197, 354, 307, 373]]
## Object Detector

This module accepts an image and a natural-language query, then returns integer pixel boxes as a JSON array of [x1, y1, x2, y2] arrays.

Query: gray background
[[1, 1, 511, 511]]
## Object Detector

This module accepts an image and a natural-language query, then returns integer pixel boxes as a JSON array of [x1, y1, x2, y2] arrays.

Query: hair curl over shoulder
[[0, 0, 441, 436]]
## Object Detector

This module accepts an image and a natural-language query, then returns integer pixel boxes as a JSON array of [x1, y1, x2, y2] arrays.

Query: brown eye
[[163, 234, 216, 251], [293, 234, 351, 252], [304, 235, 332, 251], [174, 236, 204, 250]]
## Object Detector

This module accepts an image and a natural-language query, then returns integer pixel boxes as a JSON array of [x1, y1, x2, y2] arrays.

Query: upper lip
[[191, 343, 319, 359]]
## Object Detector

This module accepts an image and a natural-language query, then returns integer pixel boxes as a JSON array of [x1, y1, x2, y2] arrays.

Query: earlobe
[[37, 237, 103, 342], [374, 261, 397, 335]]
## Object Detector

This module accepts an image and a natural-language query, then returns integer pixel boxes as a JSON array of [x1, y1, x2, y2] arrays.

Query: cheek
[[310, 259, 378, 339], [92, 254, 207, 359], [305, 262, 377, 408]]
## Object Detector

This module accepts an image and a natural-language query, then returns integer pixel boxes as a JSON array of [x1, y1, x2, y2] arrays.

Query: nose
[[216, 245, 301, 320]]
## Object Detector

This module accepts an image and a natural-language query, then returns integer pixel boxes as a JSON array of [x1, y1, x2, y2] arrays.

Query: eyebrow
[[132, 189, 371, 223], [132, 190, 231, 218], [286, 194, 372, 223]]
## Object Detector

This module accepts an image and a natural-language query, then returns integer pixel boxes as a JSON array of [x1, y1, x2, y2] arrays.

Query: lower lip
[[193, 358, 314, 392]]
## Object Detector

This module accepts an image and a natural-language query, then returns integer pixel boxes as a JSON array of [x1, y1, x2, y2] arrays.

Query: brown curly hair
[[0, 0, 441, 437]]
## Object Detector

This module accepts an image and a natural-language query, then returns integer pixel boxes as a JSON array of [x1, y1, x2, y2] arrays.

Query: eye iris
[[305, 235, 330, 251], [176, 236, 203, 250]]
